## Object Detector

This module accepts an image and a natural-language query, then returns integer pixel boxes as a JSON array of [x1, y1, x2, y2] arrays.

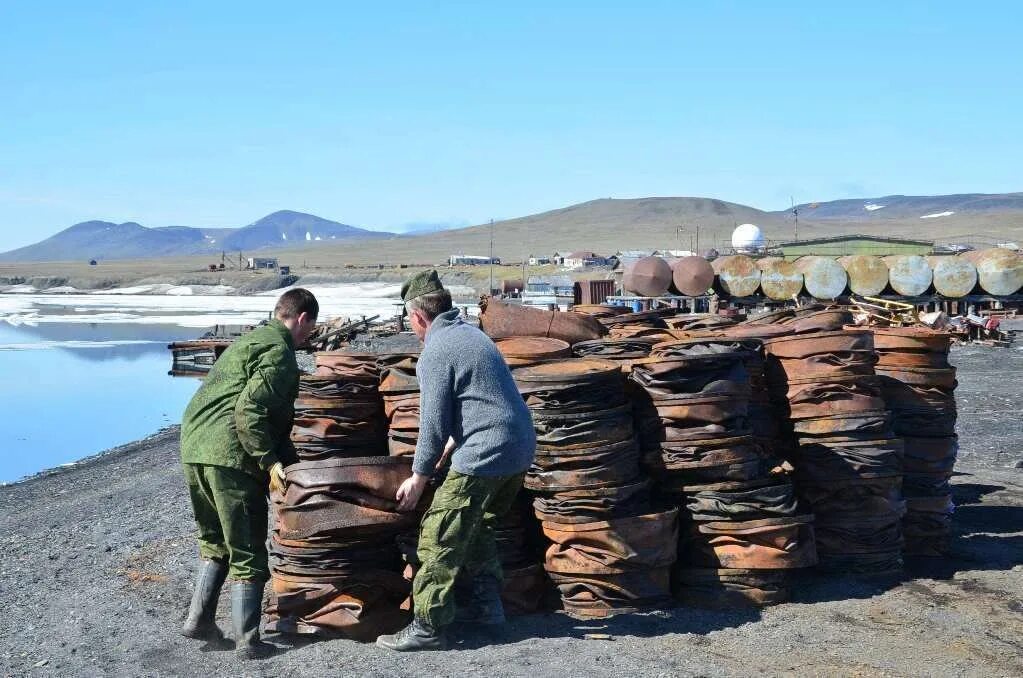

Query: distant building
[[776, 235, 933, 259], [522, 274, 575, 308], [562, 251, 608, 268], [247, 257, 279, 270], [448, 254, 500, 266], [528, 254, 552, 266]]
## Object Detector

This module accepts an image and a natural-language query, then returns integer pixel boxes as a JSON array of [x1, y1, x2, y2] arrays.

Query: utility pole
[[696, 225, 700, 253], [676, 224, 683, 252], [489, 219, 495, 295]]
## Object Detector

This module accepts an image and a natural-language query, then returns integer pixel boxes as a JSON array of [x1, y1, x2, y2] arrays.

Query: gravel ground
[[1, 345, 1022, 677]]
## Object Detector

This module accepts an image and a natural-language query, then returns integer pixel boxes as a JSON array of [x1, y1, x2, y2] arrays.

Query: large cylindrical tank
[[623, 256, 672, 297], [968, 248, 1023, 295], [711, 255, 761, 297], [885, 255, 933, 296], [928, 256, 978, 298], [670, 256, 715, 296], [757, 258, 803, 301], [794, 256, 847, 300], [837, 255, 888, 296]]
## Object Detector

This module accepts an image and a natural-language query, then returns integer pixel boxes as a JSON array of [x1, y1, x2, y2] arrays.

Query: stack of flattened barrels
[[514, 359, 679, 618], [631, 338, 816, 606], [871, 327, 957, 556], [290, 352, 387, 460], [377, 353, 421, 457], [762, 322, 906, 574]]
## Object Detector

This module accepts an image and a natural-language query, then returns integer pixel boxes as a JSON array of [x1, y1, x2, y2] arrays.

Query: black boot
[[454, 573, 506, 625], [376, 617, 447, 652], [181, 559, 230, 645], [231, 581, 275, 660]]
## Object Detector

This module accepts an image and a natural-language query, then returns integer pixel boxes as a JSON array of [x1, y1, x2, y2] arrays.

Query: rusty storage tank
[[838, 255, 889, 296], [794, 256, 847, 300], [623, 256, 673, 297], [711, 255, 761, 297], [757, 258, 803, 301], [965, 248, 1023, 295], [884, 255, 933, 297], [927, 256, 978, 298], [670, 256, 715, 296]]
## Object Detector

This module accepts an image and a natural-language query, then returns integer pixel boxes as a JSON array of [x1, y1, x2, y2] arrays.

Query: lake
[[0, 284, 404, 483]]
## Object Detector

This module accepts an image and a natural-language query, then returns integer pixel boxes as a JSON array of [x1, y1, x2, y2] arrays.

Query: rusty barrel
[[927, 256, 978, 298], [623, 256, 673, 297], [884, 255, 932, 296], [670, 255, 715, 296], [965, 248, 1023, 295], [480, 298, 606, 344], [794, 256, 848, 300], [757, 258, 804, 301], [838, 255, 889, 296], [494, 336, 572, 368], [712, 255, 761, 298], [571, 304, 629, 318]]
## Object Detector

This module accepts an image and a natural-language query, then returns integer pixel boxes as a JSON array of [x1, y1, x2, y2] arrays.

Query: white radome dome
[[731, 223, 765, 250]]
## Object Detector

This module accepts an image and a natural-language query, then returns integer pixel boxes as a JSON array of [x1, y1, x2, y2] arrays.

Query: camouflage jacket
[[180, 319, 299, 477]]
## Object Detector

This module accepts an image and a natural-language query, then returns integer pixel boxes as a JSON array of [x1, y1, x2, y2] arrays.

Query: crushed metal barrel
[[377, 353, 421, 457]]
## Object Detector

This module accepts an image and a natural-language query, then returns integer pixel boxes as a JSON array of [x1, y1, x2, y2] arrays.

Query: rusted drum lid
[[838, 255, 888, 296], [712, 255, 761, 297], [513, 357, 621, 383], [929, 257, 977, 297], [494, 336, 572, 361], [884, 255, 932, 296], [796, 257, 847, 300], [758, 259, 803, 301], [971, 248, 1023, 295], [670, 256, 715, 296], [623, 256, 673, 297]]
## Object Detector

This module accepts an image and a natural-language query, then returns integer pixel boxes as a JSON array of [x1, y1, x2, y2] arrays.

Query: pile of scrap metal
[[168, 324, 260, 377], [849, 295, 1014, 346], [306, 315, 383, 352]]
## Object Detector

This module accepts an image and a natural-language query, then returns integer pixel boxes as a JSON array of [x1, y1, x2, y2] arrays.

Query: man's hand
[[269, 462, 286, 495], [395, 473, 430, 512]]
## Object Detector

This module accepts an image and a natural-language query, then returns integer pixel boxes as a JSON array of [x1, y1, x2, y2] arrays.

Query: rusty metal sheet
[[623, 256, 673, 297], [930, 257, 978, 297], [779, 308, 854, 334], [631, 353, 750, 397], [547, 569, 672, 618], [376, 353, 420, 394], [607, 325, 678, 342], [531, 404, 635, 450], [479, 297, 607, 344], [501, 564, 550, 615], [494, 336, 573, 367], [532, 479, 652, 523], [571, 303, 630, 318], [514, 358, 626, 413], [765, 349, 878, 381], [874, 365, 957, 388], [762, 329, 873, 359], [671, 256, 715, 296], [758, 259, 804, 301], [875, 350, 950, 368], [572, 337, 657, 360], [967, 248, 1023, 295], [540, 509, 679, 575], [901, 436, 957, 473], [791, 410, 892, 438], [665, 314, 738, 332], [681, 515, 818, 570], [795, 256, 848, 300], [794, 437, 904, 481], [675, 478, 801, 522], [527, 439, 642, 491], [838, 255, 889, 296], [314, 352, 380, 379], [812, 515, 904, 574], [781, 375, 886, 419], [712, 255, 761, 298], [869, 327, 951, 353], [674, 567, 791, 607], [884, 255, 933, 296], [796, 475, 904, 523], [599, 309, 670, 329], [381, 393, 420, 431], [299, 375, 379, 398]]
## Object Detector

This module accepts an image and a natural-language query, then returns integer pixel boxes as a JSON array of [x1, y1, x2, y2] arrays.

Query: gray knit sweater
[[412, 308, 536, 477]]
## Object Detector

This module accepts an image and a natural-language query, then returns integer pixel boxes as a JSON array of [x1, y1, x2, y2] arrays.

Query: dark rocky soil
[[1, 345, 1021, 677]]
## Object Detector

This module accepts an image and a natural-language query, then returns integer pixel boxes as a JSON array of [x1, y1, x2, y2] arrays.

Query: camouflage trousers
[[412, 470, 525, 628], [183, 463, 269, 581]]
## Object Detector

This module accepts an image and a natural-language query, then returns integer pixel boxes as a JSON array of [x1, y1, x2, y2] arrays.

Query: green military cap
[[401, 269, 445, 302]]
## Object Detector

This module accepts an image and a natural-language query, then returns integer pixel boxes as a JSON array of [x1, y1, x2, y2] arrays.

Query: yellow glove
[[269, 462, 286, 495]]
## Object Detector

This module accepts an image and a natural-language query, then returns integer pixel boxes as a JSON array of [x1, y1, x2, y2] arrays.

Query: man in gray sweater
[[377, 270, 536, 652]]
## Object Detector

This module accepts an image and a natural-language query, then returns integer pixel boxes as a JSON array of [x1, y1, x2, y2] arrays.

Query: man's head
[[274, 288, 319, 345], [401, 269, 452, 341]]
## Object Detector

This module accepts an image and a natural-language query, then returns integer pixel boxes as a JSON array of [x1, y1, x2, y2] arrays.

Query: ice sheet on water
[[0, 339, 166, 351]]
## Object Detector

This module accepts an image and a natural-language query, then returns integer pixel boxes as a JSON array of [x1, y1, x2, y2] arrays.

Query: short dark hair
[[406, 289, 452, 321], [275, 288, 319, 320]]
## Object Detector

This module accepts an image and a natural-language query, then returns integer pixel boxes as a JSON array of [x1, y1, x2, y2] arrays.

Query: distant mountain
[[220, 210, 385, 250], [0, 210, 388, 262], [784, 193, 1023, 221], [395, 220, 472, 235]]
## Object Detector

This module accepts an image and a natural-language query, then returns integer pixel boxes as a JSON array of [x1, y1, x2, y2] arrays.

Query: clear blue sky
[[1, 1, 1021, 250]]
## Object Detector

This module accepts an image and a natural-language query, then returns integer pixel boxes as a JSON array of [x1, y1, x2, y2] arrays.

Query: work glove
[[269, 462, 286, 495]]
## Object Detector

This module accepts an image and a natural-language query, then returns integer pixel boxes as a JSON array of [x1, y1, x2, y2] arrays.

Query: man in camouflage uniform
[[376, 271, 536, 652], [179, 288, 318, 659]]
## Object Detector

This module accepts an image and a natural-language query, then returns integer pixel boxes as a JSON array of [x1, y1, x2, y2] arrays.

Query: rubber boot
[[376, 617, 448, 652], [231, 581, 275, 660], [454, 573, 506, 625], [181, 559, 230, 644]]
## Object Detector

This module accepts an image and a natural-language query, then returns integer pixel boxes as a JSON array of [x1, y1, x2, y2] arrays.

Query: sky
[[1, 1, 1021, 250]]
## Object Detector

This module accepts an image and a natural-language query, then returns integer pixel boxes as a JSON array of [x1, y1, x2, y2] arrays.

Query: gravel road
[[1, 344, 1021, 677]]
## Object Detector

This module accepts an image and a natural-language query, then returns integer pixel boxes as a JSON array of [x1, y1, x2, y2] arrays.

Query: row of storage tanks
[[623, 248, 1023, 300]]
